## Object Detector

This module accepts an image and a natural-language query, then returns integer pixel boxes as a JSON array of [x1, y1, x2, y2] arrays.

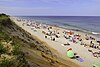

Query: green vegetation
[[0, 31, 11, 43], [0, 58, 12, 67], [0, 13, 10, 25], [12, 44, 21, 55], [0, 13, 12, 42], [0, 13, 29, 67], [0, 43, 6, 54]]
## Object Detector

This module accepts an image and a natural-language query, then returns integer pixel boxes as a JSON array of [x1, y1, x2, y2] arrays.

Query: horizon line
[[14, 15, 100, 17]]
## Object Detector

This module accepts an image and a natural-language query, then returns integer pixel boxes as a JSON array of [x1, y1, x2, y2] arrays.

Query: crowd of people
[[16, 18, 100, 59]]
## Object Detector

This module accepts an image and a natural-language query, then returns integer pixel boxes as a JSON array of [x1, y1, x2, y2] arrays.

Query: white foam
[[92, 32, 100, 34]]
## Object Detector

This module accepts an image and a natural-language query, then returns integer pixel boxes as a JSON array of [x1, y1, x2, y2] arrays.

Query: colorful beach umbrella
[[67, 51, 74, 58], [68, 31, 73, 35], [93, 63, 100, 67]]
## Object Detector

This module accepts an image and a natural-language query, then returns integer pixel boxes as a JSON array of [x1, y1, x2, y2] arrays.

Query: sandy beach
[[10, 17, 100, 67]]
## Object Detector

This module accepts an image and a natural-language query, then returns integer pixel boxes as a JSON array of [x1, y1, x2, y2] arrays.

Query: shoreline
[[10, 16, 100, 67], [16, 16, 100, 38], [16, 16, 100, 35]]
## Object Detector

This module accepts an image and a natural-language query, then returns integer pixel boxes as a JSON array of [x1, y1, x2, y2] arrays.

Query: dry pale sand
[[11, 17, 100, 67]]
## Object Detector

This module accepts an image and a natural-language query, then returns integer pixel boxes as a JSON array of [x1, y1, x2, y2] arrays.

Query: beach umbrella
[[68, 31, 73, 35], [67, 50, 74, 58], [93, 63, 100, 67]]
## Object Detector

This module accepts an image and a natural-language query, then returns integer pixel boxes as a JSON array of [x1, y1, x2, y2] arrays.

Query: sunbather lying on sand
[[88, 49, 100, 58]]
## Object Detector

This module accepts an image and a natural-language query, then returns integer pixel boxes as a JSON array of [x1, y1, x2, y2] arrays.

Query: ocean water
[[17, 16, 100, 34]]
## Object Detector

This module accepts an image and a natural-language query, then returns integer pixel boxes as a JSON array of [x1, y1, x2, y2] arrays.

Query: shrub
[[12, 44, 21, 55], [0, 31, 11, 43], [0, 43, 6, 54], [0, 58, 10, 67]]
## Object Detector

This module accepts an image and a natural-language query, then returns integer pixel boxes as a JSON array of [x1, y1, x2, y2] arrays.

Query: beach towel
[[61, 44, 64, 46], [77, 58, 84, 62]]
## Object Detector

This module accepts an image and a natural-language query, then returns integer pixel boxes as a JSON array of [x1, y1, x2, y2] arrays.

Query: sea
[[17, 16, 100, 34]]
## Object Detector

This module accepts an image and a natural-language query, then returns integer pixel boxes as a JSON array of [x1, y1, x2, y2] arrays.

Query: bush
[[0, 59, 10, 67], [0, 31, 11, 43], [12, 44, 21, 55], [0, 43, 6, 54]]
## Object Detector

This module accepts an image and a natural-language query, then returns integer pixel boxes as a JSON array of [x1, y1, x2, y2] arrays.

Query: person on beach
[[80, 42, 84, 45]]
